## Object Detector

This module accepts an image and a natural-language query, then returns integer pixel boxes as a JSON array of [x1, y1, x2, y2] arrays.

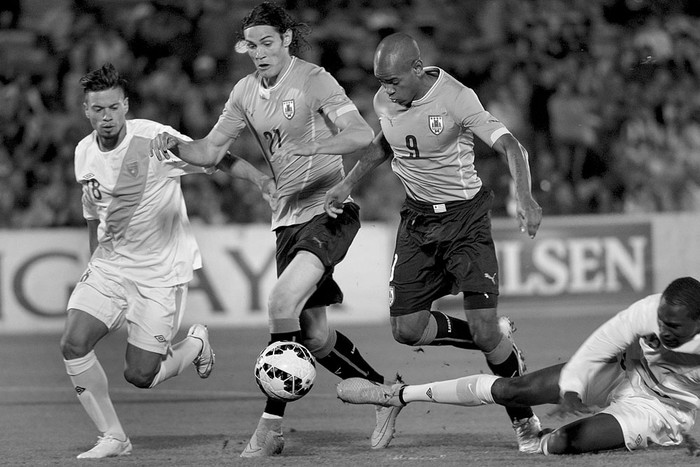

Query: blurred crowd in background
[[2, 0, 700, 228]]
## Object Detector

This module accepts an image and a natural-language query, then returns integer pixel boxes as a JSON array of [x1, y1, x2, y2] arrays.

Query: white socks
[[401, 374, 499, 406], [64, 335, 202, 440], [64, 350, 126, 440], [149, 335, 202, 388]]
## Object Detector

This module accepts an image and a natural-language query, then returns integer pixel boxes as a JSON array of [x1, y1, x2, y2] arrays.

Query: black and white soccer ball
[[254, 341, 316, 401]]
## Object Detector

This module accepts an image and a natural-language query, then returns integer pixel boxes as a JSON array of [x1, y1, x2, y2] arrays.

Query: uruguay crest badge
[[283, 99, 295, 120], [428, 115, 443, 135]]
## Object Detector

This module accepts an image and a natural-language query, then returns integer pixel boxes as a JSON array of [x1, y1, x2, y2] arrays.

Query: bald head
[[374, 33, 421, 75]]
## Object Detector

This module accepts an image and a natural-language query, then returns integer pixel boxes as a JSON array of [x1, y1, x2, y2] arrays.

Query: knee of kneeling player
[[124, 366, 156, 389]]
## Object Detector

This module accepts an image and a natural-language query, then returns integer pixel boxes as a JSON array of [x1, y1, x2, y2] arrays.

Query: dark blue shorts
[[389, 189, 499, 316], [275, 202, 360, 309]]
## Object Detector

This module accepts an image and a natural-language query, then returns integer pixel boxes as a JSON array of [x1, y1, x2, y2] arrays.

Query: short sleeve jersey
[[212, 57, 358, 230], [374, 67, 510, 203], [74, 119, 205, 287]]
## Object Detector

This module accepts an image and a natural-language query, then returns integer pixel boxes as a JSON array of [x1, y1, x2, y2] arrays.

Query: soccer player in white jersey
[[149, 1, 400, 457], [324, 32, 544, 452], [59, 63, 215, 459], [338, 276, 700, 455]]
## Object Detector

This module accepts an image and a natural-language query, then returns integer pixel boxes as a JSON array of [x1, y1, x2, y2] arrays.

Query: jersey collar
[[258, 56, 297, 99], [412, 66, 442, 106]]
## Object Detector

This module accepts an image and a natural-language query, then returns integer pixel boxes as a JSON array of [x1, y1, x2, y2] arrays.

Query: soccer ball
[[254, 341, 316, 401]]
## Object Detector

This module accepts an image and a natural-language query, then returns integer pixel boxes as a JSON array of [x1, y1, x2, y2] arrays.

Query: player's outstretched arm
[[276, 110, 374, 158], [217, 153, 278, 210], [492, 133, 542, 238], [149, 129, 230, 167], [324, 132, 391, 218]]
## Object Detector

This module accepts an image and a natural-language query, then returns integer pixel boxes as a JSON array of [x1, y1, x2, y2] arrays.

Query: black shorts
[[275, 202, 360, 309], [389, 189, 499, 316]]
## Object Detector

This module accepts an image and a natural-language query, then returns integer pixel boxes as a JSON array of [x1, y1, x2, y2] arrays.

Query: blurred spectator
[[0, 0, 20, 29], [4, 0, 700, 229]]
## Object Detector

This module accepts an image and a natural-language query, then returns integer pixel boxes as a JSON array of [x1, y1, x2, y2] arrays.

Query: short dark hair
[[79, 63, 128, 96], [662, 277, 700, 320], [241, 1, 310, 55]]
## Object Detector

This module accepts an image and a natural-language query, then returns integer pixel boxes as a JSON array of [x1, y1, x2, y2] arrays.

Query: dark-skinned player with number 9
[[324, 32, 544, 453]]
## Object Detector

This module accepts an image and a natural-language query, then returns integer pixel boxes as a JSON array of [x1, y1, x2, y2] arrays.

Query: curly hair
[[662, 277, 700, 320], [79, 63, 128, 96], [240, 1, 311, 55]]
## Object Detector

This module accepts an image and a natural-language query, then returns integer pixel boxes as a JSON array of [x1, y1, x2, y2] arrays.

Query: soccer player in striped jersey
[[324, 32, 544, 452], [149, 1, 400, 457], [60, 63, 215, 459], [338, 277, 700, 456]]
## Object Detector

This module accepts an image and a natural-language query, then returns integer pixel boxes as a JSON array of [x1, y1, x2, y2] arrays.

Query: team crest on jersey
[[126, 161, 139, 177], [283, 99, 295, 119], [428, 115, 444, 135]]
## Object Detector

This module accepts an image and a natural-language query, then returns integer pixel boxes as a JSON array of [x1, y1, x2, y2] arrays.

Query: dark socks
[[263, 331, 303, 417], [432, 311, 480, 349], [488, 350, 534, 421], [316, 331, 384, 383]]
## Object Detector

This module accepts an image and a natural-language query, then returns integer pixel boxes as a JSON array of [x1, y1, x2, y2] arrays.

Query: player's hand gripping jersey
[[212, 57, 358, 230], [74, 119, 205, 287], [560, 293, 700, 412], [374, 67, 510, 203]]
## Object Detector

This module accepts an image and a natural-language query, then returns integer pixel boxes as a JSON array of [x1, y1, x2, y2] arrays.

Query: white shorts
[[580, 361, 695, 450], [67, 265, 188, 354]]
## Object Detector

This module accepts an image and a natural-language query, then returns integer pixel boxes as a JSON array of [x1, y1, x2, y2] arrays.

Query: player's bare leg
[[339, 365, 561, 407], [338, 364, 625, 455], [494, 368, 626, 454], [146, 324, 215, 387], [61, 309, 131, 459], [242, 252, 321, 457], [390, 309, 480, 350], [390, 303, 542, 452], [302, 308, 401, 449], [542, 413, 625, 454], [490, 364, 564, 406], [464, 303, 542, 453], [338, 367, 560, 453], [243, 250, 399, 456]]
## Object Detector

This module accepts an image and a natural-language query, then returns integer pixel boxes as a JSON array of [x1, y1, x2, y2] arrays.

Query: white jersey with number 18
[[74, 119, 206, 287]]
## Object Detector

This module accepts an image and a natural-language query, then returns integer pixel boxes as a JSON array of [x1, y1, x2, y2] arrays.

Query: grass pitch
[[1, 312, 699, 466]]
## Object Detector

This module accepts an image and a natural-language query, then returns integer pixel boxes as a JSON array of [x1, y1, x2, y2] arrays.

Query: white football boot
[[77, 435, 132, 459]]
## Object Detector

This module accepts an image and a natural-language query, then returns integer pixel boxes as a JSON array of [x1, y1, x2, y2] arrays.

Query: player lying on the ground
[[338, 276, 700, 455]]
